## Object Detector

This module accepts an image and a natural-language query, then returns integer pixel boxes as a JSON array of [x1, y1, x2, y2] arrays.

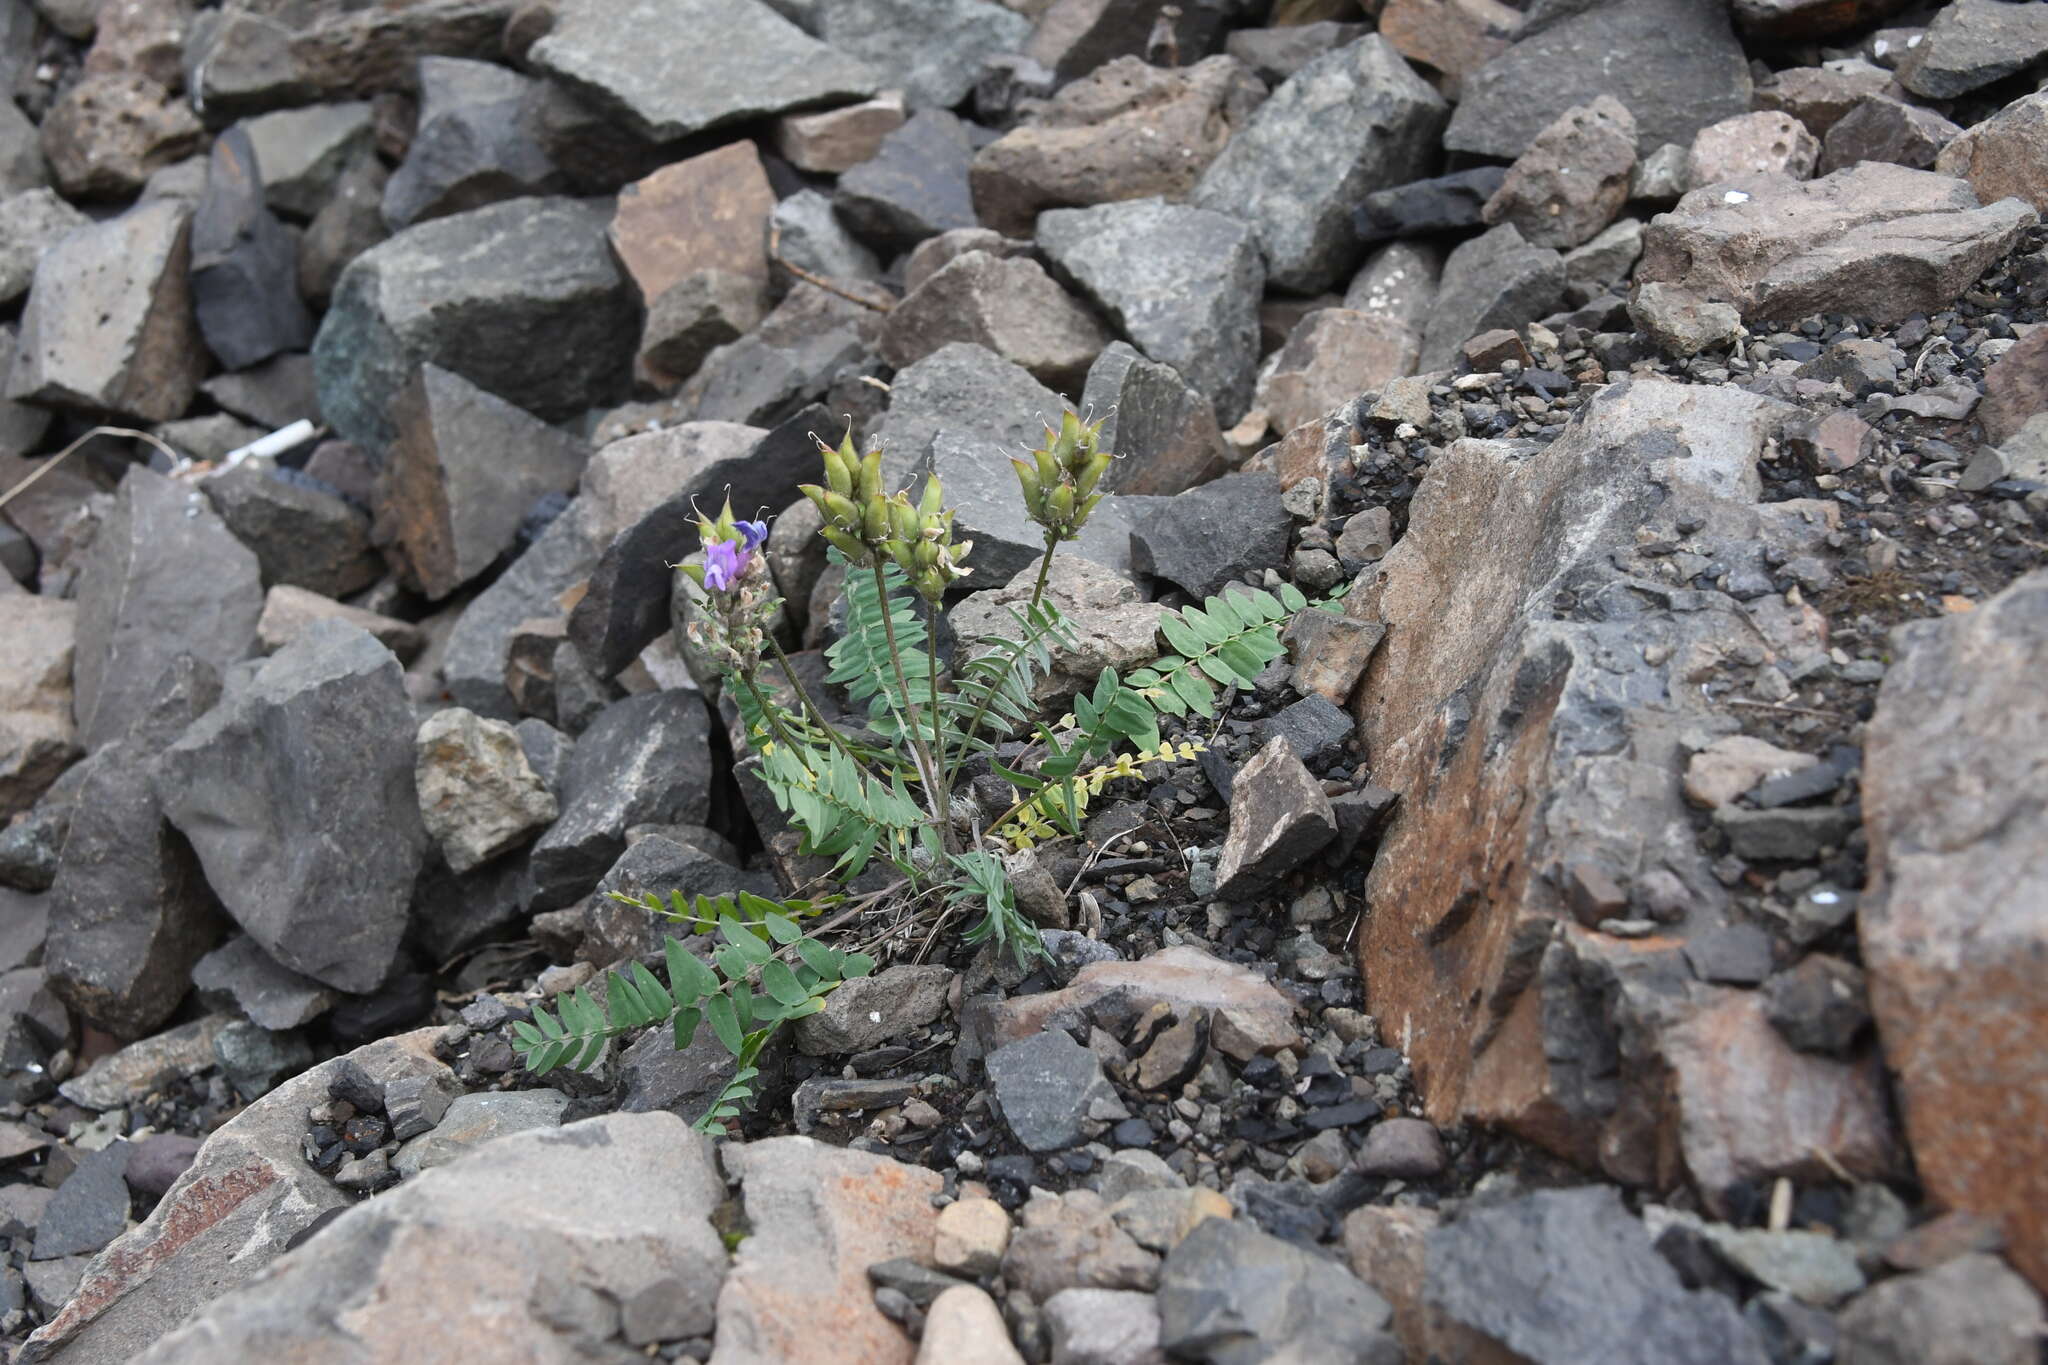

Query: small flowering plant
[[515, 410, 1324, 1128]]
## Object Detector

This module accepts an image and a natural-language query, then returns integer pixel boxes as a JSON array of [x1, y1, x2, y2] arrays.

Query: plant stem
[[943, 535, 1061, 782], [925, 623, 954, 850], [735, 673, 800, 755], [871, 558, 943, 822], [765, 638, 883, 779]]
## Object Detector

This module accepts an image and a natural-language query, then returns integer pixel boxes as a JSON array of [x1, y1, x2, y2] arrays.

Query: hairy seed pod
[[1047, 483, 1074, 525], [823, 445, 853, 498], [1076, 451, 1111, 500], [863, 494, 891, 544], [823, 489, 861, 529], [919, 474, 944, 518], [823, 527, 867, 560], [858, 447, 883, 503]]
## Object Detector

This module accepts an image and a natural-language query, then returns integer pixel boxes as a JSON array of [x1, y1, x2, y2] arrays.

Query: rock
[[1753, 60, 1895, 139], [775, 92, 906, 175], [0, 593, 77, 820], [378, 364, 588, 600], [610, 142, 774, 311], [212, 1018, 314, 1097], [0, 93, 43, 199], [139, 1114, 726, 1360], [1023, 0, 1237, 80], [414, 707, 556, 874], [1348, 378, 1854, 1175], [69, 468, 262, 752], [236, 102, 375, 221], [1036, 197, 1263, 423], [1355, 1117, 1447, 1179], [1819, 96, 1959, 176], [1158, 1216, 1395, 1363], [987, 1029, 1126, 1152], [0, 190, 88, 309], [969, 55, 1265, 239], [22, 1030, 447, 1365], [6, 199, 205, 423], [257, 585, 423, 662], [203, 459, 380, 601], [1418, 223, 1564, 372], [1080, 344, 1228, 497], [157, 621, 426, 993], [529, 690, 713, 908], [441, 499, 601, 720], [1859, 569, 2048, 1291], [1255, 309, 1418, 437], [712, 1136, 941, 1365], [1192, 35, 1446, 294], [933, 1197, 1011, 1278], [1665, 990, 1898, 1216], [1482, 95, 1637, 250], [880, 251, 1107, 395], [1345, 239, 1442, 333], [1896, 0, 2048, 100], [834, 109, 979, 258], [1123, 470, 1288, 599], [914, 425, 1132, 590], [1734, 0, 1913, 40], [1376, 0, 1519, 98], [1043, 1286, 1165, 1365], [389, 1088, 569, 1175], [59, 1015, 227, 1111], [1836, 1254, 2044, 1365], [1284, 607, 1384, 707], [1635, 163, 2036, 326], [121, 1134, 200, 1201], [918, 1284, 1022, 1365], [876, 340, 1068, 490], [683, 281, 875, 428], [768, 189, 883, 286], [794, 965, 953, 1056], [529, 0, 876, 141], [805, 0, 1027, 110], [297, 148, 387, 306], [1252, 694, 1353, 769], [34, 1140, 131, 1261], [1937, 90, 2048, 212], [378, 57, 554, 229], [948, 555, 1162, 705], [191, 935, 334, 1032], [39, 71, 201, 200], [189, 126, 313, 371], [1353, 167, 1507, 243], [1978, 326, 2048, 447], [1214, 737, 1336, 899], [313, 196, 636, 455], [1630, 283, 1743, 358], [1683, 1219, 1866, 1307], [1425, 1187, 1768, 1364], [1226, 21, 1368, 84], [1003, 1189, 1159, 1302], [1683, 734, 1818, 809], [1444, 0, 1751, 161], [1689, 110, 1821, 187], [1762, 953, 1869, 1056], [1683, 922, 1774, 986], [640, 270, 767, 386]]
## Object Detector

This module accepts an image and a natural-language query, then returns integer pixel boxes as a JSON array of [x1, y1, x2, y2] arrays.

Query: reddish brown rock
[[1860, 569, 2048, 1292], [1687, 110, 1819, 186], [608, 142, 775, 307], [1254, 309, 1418, 437], [1976, 325, 2048, 447], [1343, 1206, 1511, 1365], [39, 71, 203, 201], [1377, 0, 1521, 100], [1733, 0, 1913, 41], [773, 93, 905, 175], [257, 585, 425, 663], [1818, 96, 1960, 176], [1751, 61, 1895, 139], [970, 56, 1264, 239], [878, 251, 1109, 395], [1937, 91, 2048, 213], [0, 593, 78, 819]]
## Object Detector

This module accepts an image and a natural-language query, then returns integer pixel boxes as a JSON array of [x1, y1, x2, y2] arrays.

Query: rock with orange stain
[[1860, 568, 2048, 1293], [710, 1136, 942, 1365]]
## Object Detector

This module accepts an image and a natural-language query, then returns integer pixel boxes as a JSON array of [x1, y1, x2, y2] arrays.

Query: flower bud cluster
[[1011, 411, 1112, 544], [800, 431, 974, 605], [679, 497, 776, 675]]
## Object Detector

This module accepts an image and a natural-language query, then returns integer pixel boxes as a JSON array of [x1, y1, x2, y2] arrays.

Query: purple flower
[[702, 539, 748, 592], [736, 518, 769, 551]]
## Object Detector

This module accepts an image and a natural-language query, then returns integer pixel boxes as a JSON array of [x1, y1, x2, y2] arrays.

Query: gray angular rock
[[202, 459, 380, 599], [805, 0, 1028, 109], [1897, 0, 2048, 101], [1635, 163, 2036, 326], [391, 1088, 571, 1175], [1124, 470, 1289, 599], [1081, 343, 1229, 497], [1214, 736, 1337, 899], [640, 269, 768, 387], [59, 1015, 227, 1112], [880, 251, 1108, 396], [1630, 282, 1743, 359], [1227, 20, 1372, 85], [774, 92, 907, 175], [236, 101, 375, 221], [6, 198, 205, 423], [1038, 198, 1263, 423], [1835, 1253, 2042, 1365], [70, 467, 263, 752], [0, 591, 78, 821], [834, 109, 980, 256], [1424, 1187, 1770, 1365], [0, 93, 43, 198], [1937, 90, 2048, 213], [921, 426, 1134, 589], [22, 1030, 447, 1365], [1192, 35, 1447, 294], [377, 363, 589, 600], [1024, 0, 1241, 82], [767, 189, 883, 285], [1483, 95, 1637, 250], [212, 1019, 313, 1098], [986, 1029, 1125, 1152], [441, 501, 601, 719], [1445, 0, 1751, 161], [382, 57, 560, 229], [877, 341, 1068, 490], [33, 1140, 131, 1262], [191, 934, 336, 1031], [1353, 167, 1507, 243], [794, 965, 954, 1056], [313, 196, 636, 454], [683, 282, 873, 428], [415, 707, 556, 874], [529, 691, 714, 909], [1158, 1216, 1395, 1364], [297, 148, 387, 307], [1818, 96, 1959, 176], [1418, 223, 1564, 372], [0, 189, 88, 309], [141, 1114, 725, 1361], [190, 126, 314, 371], [156, 621, 427, 994], [532, 0, 878, 141]]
